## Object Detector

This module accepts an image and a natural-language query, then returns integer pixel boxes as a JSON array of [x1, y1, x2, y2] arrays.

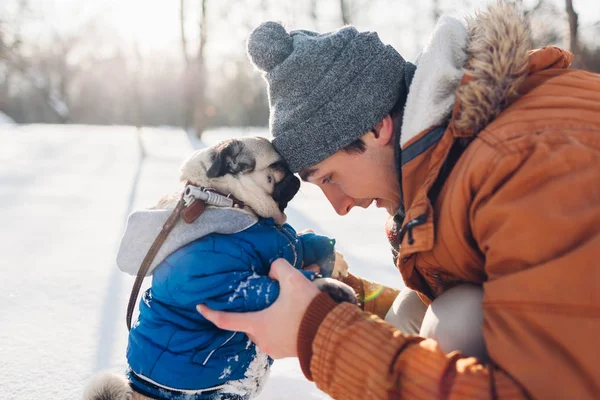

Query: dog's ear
[[206, 139, 256, 178]]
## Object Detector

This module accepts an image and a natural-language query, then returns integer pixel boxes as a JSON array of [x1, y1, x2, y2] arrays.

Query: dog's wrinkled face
[[180, 137, 300, 225]]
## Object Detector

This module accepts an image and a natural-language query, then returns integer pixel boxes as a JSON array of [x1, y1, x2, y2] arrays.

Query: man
[[198, 3, 600, 399]]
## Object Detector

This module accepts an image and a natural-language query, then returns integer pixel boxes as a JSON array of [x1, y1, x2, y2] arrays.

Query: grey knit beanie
[[247, 21, 415, 172]]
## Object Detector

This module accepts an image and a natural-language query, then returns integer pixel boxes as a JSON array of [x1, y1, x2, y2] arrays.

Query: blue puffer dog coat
[[117, 207, 336, 399]]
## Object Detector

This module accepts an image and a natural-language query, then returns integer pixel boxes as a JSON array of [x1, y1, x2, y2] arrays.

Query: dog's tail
[[83, 371, 133, 400]]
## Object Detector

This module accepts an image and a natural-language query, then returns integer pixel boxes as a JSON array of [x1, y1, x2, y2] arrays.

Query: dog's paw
[[314, 277, 358, 305], [330, 251, 349, 279], [83, 371, 133, 400]]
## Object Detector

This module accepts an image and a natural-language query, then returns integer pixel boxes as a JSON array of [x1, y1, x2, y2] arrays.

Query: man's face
[[299, 117, 401, 216]]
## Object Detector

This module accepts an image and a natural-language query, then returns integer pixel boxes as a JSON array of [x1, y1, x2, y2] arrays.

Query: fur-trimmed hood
[[401, 2, 532, 145]]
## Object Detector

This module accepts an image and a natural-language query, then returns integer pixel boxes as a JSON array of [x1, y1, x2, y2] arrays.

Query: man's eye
[[321, 175, 332, 185]]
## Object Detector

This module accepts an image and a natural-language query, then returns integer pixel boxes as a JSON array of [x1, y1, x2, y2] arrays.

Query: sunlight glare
[[110, 0, 181, 52]]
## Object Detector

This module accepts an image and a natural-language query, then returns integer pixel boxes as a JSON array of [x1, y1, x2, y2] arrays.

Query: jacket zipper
[[398, 213, 427, 245]]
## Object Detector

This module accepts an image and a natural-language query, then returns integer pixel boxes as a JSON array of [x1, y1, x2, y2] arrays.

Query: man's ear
[[206, 139, 256, 178], [365, 115, 394, 147]]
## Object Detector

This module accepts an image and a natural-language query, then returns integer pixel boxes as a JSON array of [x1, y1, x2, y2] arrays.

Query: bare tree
[[338, 0, 371, 27], [195, 0, 208, 137], [523, 0, 544, 17], [9, 31, 79, 123], [180, 0, 192, 131], [132, 42, 144, 130], [2, 2, 112, 123], [41, 33, 80, 123], [309, 0, 318, 27], [432, 0, 442, 23], [180, 0, 209, 138], [180, 0, 189, 66], [340, 0, 351, 25], [565, 0, 581, 67], [524, 0, 563, 48], [0, 0, 28, 115]]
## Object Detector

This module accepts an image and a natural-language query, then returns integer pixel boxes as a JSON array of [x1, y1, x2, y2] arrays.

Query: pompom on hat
[[247, 21, 294, 73], [247, 21, 415, 173]]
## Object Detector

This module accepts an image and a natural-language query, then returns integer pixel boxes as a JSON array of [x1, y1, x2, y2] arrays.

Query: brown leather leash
[[126, 194, 187, 330], [126, 185, 248, 331]]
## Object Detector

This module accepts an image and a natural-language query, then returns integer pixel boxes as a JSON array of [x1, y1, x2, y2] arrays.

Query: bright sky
[[108, 0, 600, 51], [108, 0, 185, 53], [10, 0, 600, 63]]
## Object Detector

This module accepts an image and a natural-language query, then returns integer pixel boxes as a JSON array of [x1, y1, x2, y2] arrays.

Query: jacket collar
[[391, 12, 470, 260], [395, 2, 569, 262], [400, 15, 469, 148]]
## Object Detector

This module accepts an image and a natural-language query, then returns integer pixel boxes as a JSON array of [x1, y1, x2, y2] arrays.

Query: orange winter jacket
[[297, 5, 600, 400]]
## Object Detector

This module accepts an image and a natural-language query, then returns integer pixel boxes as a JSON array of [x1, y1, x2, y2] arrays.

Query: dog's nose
[[273, 174, 301, 211]]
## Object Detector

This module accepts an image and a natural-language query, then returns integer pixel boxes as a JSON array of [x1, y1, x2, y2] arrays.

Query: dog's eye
[[268, 176, 273, 184]]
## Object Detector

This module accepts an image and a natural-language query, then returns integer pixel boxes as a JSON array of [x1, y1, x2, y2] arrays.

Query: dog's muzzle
[[273, 174, 301, 211]]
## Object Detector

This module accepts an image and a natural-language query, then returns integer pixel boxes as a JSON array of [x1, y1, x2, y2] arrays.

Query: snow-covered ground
[[0, 124, 403, 399], [0, 111, 16, 125]]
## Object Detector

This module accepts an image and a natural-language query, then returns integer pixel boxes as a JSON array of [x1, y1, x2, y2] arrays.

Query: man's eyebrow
[[299, 168, 318, 182]]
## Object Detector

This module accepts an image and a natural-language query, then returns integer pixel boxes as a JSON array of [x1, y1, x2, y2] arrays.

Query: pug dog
[[85, 137, 355, 400], [162, 136, 299, 225]]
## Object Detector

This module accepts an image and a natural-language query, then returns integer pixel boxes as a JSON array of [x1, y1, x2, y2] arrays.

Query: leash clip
[[184, 184, 235, 208]]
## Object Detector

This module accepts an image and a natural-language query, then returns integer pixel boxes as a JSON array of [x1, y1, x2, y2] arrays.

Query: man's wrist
[[341, 273, 365, 309], [297, 292, 340, 381]]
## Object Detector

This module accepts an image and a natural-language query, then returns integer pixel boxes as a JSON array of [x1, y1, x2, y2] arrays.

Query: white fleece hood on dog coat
[[116, 207, 258, 276]]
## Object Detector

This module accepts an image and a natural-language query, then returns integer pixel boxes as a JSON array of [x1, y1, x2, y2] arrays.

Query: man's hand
[[197, 258, 320, 359]]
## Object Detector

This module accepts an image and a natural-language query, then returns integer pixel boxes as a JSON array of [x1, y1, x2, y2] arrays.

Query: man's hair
[[341, 94, 406, 155], [342, 137, 367, 154]]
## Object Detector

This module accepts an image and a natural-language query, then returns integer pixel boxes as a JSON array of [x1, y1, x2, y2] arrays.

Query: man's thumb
[[269, 258, 296, 282], [197, 305, 258, 333]]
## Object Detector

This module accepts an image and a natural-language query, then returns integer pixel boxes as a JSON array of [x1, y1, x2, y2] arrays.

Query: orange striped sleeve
[[341, 273, 400, 319], [307, 303, 528, 400]]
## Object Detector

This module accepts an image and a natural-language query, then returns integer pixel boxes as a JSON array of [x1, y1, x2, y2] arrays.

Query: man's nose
[[322, 185, 356, 216]]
